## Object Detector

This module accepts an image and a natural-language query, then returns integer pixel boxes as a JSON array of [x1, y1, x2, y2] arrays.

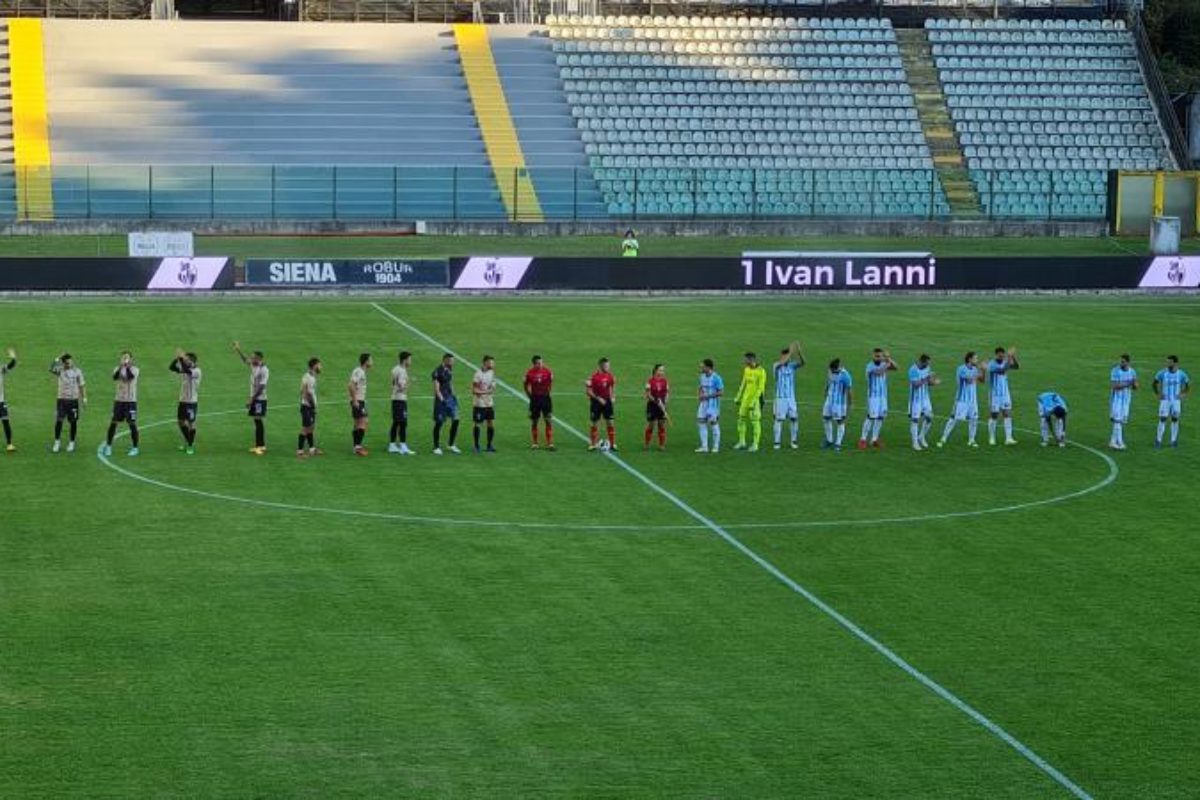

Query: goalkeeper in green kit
[[734, 352, 767, 452]]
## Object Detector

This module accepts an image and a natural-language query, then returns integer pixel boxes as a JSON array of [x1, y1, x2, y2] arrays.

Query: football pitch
[[1, 294, 1197, 797]]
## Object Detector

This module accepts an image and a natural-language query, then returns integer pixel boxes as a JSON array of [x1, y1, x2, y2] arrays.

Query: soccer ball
[[599, 440, 610, 452]]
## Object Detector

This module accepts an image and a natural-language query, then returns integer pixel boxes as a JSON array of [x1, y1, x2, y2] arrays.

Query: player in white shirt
[[858, 347, 897, 450], [1108, 354, 1138, 451], [986, 346, 1020, 446], [234, 341, 270, 455], [907, 354, 938, 450], [1, 347, 16, 452], [298, 357, 322, 458], [472, 355, 498, 453], [1153, 355, 1190, 448], [50, 352, 87, 453], [771, 342, 804, 449], [103, 351, 141, 457], [169, 350, 202, 455], [388, 351, 415, 455], [938, 351, 985, 448], [349, 353, 372, 456], [696, 359, 724, 453]]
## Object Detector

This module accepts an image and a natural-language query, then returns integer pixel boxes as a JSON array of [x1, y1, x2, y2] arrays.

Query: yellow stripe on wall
[[454, 23, 543, 222], [8, 17, 54, 220]]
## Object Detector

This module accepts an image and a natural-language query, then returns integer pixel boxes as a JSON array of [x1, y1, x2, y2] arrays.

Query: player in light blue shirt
[[1108, 354, 1139, 451], [858, 347, 897, 450], [1153, 355, 1190, 448], [820, 358, 853, 451], [938, 351, 984, 448], [696, 358, 724, 453], [772, 341, 804, 450], [907, 354, 937, 450], [1037, 391, 1069, 447], [986, 346, 1020, 446]]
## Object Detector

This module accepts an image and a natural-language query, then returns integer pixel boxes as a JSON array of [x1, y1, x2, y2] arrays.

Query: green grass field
[[1, 295, 1197, 797], [0, 232, 1198, 259]]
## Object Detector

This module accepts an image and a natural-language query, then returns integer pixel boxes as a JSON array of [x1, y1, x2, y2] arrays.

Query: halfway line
[[370, 301, 1094, 799]]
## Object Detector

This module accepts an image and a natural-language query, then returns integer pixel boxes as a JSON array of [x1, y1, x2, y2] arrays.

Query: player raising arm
[[103, 351, 141, 458], [50, 353, 86, 453], [733, 352, 766, 452], [298, 357, 322, 458], [1, 347, 16, 452], [773, 342, 804, 450], [644, 364, 669, 451], [169, 350, 201, 455], [908, 354, 938, 451], [858, 347, 896, 450], [524, 355, 554, 451], [586, 357, 617, 451], [821, 358, 853, 451], [472, 355, 498, 453], [1037, 392, 1069, 448], [986, 346, 1020, 446], [349, 353, 371, 457], [696, 359, 724, 454], [1153, 355, 1190, 448], [234, 341, 270, 455], [938, 351, 985, 448], [388, 351, 414, 455], [1108, 354, 1138, 451]]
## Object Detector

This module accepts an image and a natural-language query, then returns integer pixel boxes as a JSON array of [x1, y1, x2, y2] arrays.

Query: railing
[[1129, 10, 1192, 169], [0, 164, 1109, 222], [0, 0, 150, 16]]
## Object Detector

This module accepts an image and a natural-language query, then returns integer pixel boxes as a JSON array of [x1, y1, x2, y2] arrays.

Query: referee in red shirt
[[524, 355, 555, 450], [586, 357, 617, 451]]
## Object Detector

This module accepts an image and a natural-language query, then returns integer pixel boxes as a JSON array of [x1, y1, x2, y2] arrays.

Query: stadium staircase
[[0, 21, 16, 219], [896, 28, 981, 218]]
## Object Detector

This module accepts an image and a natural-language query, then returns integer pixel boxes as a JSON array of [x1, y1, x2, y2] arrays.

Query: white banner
[[128, 231, 195, 257]]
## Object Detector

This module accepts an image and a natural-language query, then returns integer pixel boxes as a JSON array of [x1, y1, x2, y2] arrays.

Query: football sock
[[487, 426, 494, 447], [254, 419, 265, 448], [860, 419, 872, 441], [1053, 419, 1065, 440], [129, 423, 139, 448], [398, 419, 407, 443], [179, 422, 190, 442], [1041, 418, 1050, 442], [1004, 418, 1013, 440], [531, 424, 539, 445], [657, 425, 665, 447], [54, 420, 63, 440], [389, 422, 399, 443], [448, 420, 460, 445], [473, 426, 481, 448], [790, 420, 799, 444], [589, 424, 598, 445], [967, 419, 977, 443], [712, 424, 721, 449], [698, 424, 709, 449], [106, 423, 117, 446], [298, 434, 306, 451], [306, 433, 315, 449], [751, 420, 761, 449], [68, 419, 78, 442], [919, 418, 931, 442], [773, 419, 783, 445], [1171, 421, 1179, 443], [1157, 421, 1166, 443], [544, 422, 553, 445], [432, 422, 442, 448], [871, 418, 883, 442], [606, 423, 615, 446], [2, 419, 11, 444], [910, 420, 920, 446], [735, 418, 746, 446], [645, 425, 653, 446], [941, 419, 956, 441], [353, 429, 364, 447], [988, 418, 997, 440], [823, 419, 833, 443], [1111, 421, 1122, 444], [835, 422, 846, 446]]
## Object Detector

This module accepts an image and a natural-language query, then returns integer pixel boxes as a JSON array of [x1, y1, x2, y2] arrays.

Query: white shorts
[[1110, 398, 1131, 424], [773, 396, 797, 421], [867, 396, 888, 419], [909, 397, 933, 420], [989, 395, 1012, 414], [953, 401, 979, 421], [822, 400, 848, 420], [697, 402, 720, 423], [1159, 399, 1182, 419]]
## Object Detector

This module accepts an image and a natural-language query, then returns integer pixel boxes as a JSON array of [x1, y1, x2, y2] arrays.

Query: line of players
[[0, 343, 1190, 456]]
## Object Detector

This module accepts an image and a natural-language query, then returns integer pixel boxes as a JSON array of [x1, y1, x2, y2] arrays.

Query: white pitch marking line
[[371, 301, 1095, 800]]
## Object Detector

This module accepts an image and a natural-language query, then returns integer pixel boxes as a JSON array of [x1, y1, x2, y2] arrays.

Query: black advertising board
[[0, 258, 234, 290], [449, 255, 1200, 291], [245, 259, 448, 287]]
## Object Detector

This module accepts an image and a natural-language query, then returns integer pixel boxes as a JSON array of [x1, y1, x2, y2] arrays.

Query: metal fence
[[0, 164, 1110, 222]]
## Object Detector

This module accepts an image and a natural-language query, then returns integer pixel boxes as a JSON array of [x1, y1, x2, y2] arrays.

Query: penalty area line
[[370, 301, 1095, 800]]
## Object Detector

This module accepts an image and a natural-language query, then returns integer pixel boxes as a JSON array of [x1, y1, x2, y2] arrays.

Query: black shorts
[[112, 401, 137, 423], [391, 399, 408, 422], [351, 401, 368, 420], [589, 398, 615, 422], [56, 399, 80, 422], [646, 401, 666, 422], [472, 406, 495, 424], [528, 394, 553, 420], [177, 402, 198, 423], [300, 404, 317, 428], [248, 399, 268, 418], [0, 402, 8, 420]]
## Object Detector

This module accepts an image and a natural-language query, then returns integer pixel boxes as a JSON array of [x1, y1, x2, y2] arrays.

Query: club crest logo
[[483, 258, 503, 287], [1166, 258, 1185, 286], [176, 258, 198, 287]]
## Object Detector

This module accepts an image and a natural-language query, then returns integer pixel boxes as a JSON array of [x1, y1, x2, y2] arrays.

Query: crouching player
[[696, 359, 723, 453], [1037, 391, 1069, 448]]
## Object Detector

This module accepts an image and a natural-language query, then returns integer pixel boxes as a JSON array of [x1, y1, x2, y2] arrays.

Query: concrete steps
[[897, 28, 981, 219]]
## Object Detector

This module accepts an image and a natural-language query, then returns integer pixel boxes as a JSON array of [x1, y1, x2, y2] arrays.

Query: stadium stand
[[928, 18, 1174, 219], [547, 14, 951, 218], [0, 21, 15, 219]]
